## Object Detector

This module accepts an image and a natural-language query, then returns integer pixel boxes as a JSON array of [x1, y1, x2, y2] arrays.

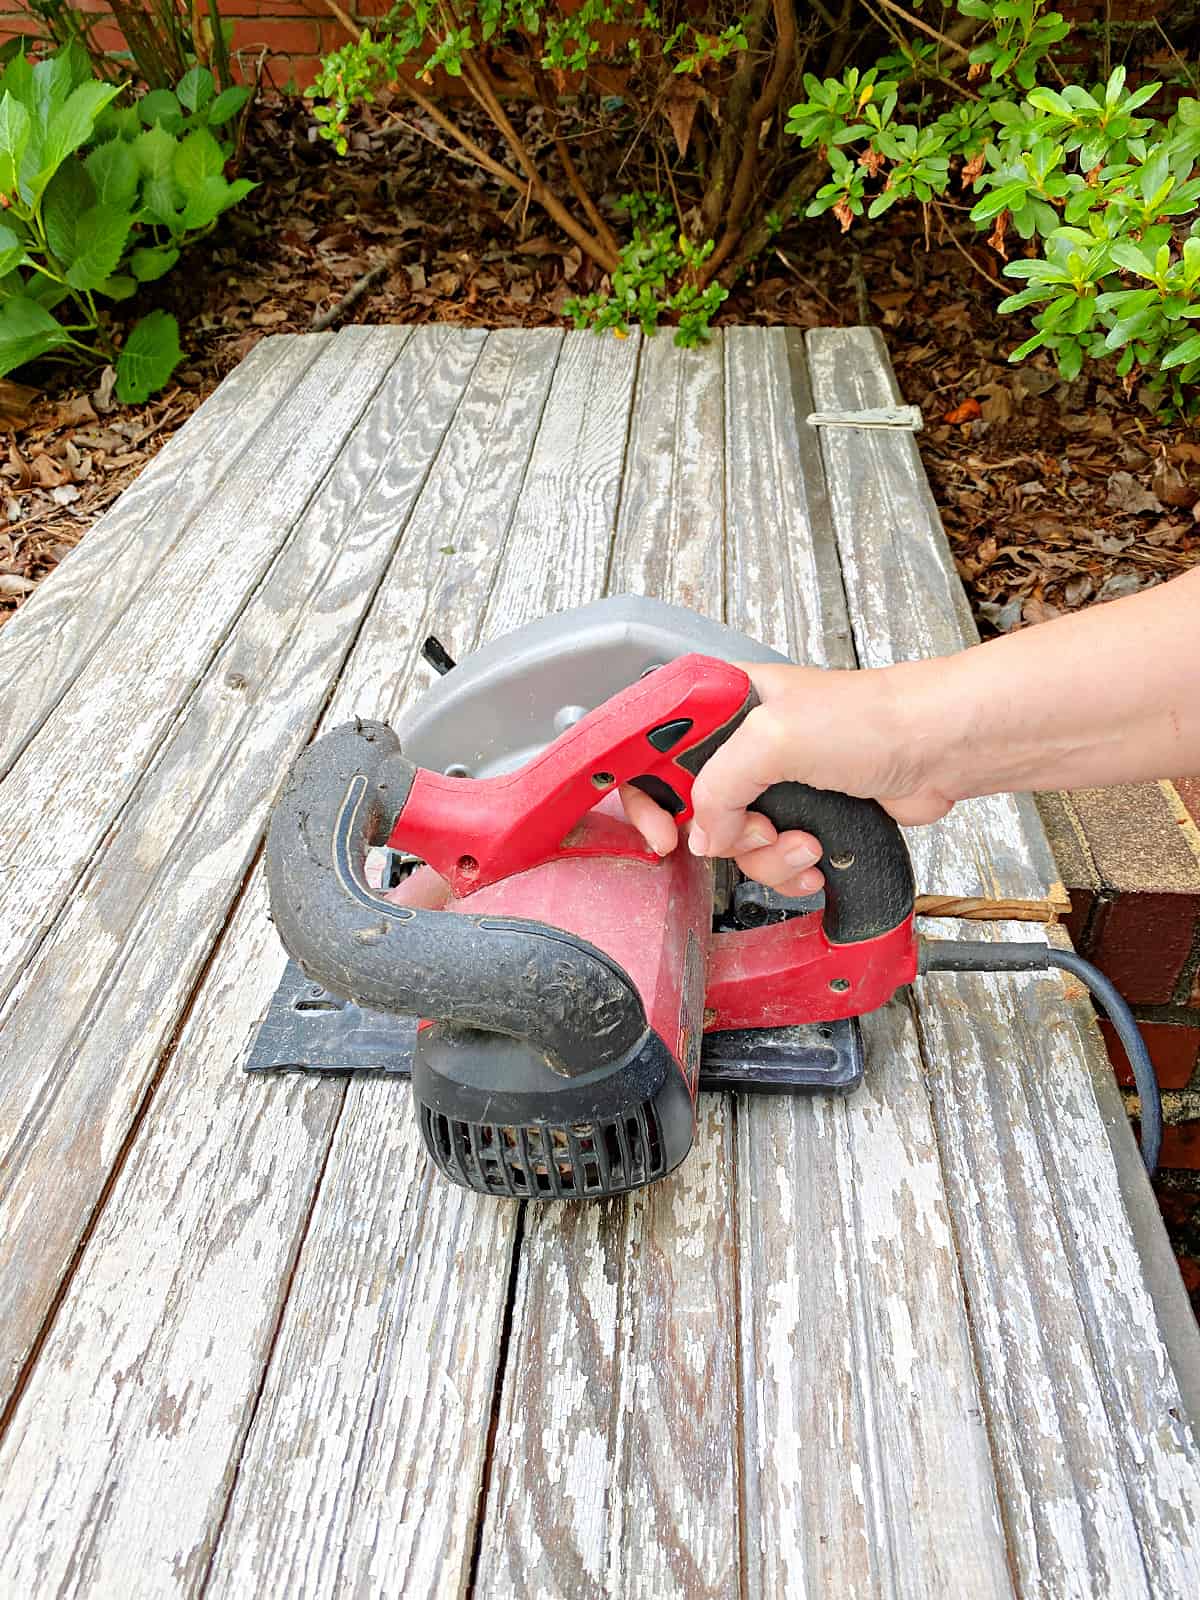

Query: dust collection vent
[[418, 1102, 665, 1199]]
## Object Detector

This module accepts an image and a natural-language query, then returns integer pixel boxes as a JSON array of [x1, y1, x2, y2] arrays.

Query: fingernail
[[785, 844, 821, 869], [688, 828, 709, 857], [736, 822, 774, 852]]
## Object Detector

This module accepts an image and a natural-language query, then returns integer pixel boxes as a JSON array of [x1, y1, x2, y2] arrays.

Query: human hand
[[621, 660, 955, 891]]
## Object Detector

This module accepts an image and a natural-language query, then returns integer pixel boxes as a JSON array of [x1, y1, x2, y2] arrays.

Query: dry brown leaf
[[31, 454, 65, 489], [93, 367, 116, 414], [53, 393, 98, 429], [1153, 462, 1196, 508], [1106, 470, 1162, 515], [662, 79, 703, 159], [0, 573, 35, 597], [0, 379, 38, 429]]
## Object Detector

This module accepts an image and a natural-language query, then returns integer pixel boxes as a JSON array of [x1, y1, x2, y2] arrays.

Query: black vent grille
[[417, 1100, 665, 1199]]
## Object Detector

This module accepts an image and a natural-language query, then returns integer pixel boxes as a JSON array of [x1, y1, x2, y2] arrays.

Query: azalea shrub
[[790, 4, 1200, 413], [0, 43, 252, 399]]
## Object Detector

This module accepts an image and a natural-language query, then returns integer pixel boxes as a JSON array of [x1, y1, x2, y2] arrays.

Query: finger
[[619, 783, 679, 856], [771, 866, 825, 897], [728, 829, 824, 892], [688, 704, 792, 857], [384, 864, 452, 909]]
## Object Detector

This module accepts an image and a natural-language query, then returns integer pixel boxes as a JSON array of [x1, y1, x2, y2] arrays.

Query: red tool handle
[[384, 654, 752, 896]]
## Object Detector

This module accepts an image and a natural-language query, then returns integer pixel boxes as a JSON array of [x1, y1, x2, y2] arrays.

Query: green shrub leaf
[[42, 159, 95, 262], [139, 89, 183, 133], [134, 124, 176, 179], [39, 79, 121, 175], [0, 295, 71, 377], [116, 309, 182, 403], [0, 222, 22, 277], [173, 127, 225, 191], [1161, 332, 1200, 370], [176, 67, 214, 114], [207, 85, 251, 126], [0, 93, 31, 195], [129, 245, 180, 282], [65, 203, 133, 291], [85, 136, 139, 205]]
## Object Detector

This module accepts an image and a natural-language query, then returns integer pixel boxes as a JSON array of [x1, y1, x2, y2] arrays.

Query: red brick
[[1155, 1187, 1200, 1230], [1062, 886, 1094, 954], [1180, 1255, 1200, 1298], [230, 19, 321, 57], [1100, 1019, 1200, 1090], [258, 53, 324, 91], [1089, 892, 1200, 1005], [1176, 777, 1200, 830], [1157, 1120, 1200, 1171]]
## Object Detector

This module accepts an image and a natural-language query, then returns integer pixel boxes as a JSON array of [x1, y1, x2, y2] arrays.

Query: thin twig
[[773, 249, 844, 318], [870, 0, 971, 59], [932, 200, 1006, 291], [317, 0, 362, 40], [310, 254, 397, 331]]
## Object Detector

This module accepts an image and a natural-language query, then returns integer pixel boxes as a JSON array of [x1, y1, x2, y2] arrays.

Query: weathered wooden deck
[[1, 324, 1199, 1598]]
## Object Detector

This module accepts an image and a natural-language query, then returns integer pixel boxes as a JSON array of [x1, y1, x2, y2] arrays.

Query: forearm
[[902, 565, 1200, 802]]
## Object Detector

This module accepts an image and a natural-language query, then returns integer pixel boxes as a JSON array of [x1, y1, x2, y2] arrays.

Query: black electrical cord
[[919, 939, 1162, 1178]]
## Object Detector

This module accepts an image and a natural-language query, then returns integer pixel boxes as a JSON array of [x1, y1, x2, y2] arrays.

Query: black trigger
[[629, 775, 686, 817]]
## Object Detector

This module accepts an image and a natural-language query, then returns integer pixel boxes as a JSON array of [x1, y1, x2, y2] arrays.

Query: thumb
[[688, 706, 788, 857]]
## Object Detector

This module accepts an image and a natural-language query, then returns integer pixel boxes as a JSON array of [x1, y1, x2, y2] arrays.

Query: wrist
[[880, 654, 978, 812]]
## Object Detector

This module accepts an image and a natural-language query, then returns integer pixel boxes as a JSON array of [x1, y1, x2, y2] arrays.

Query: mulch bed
[[2, 90, 1197, 632]]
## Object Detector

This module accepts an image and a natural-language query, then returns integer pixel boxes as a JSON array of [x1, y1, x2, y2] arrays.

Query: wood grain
[[205, 327, 589, 1599], [0, 326, 475, 1417], [808, 324, 1200, 1597], [476, 333, 741, 1600], [0, 325, 513, 1594], [0, 327, 402, 1015], [724, 328, 1011, 1600], [0, 335, 323, 779], [1, 326, 1196, 1600]]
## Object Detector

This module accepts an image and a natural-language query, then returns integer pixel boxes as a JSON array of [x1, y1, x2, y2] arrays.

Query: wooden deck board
[[0, 324, 1196, 1599], [475, 335, 741, 1600], [723, 328, 1010, 1600], [0, 334, 324, 780], [808, 325, 1200, 1597]]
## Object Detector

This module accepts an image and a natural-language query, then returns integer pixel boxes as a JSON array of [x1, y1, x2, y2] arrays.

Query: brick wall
[[0, 1, 362, 88], [1037, 782, 1200, 1168], [0, 1, 1184, 92]]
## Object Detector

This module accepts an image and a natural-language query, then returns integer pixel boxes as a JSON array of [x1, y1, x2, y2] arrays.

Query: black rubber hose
[[919, 939, 1161, 1178]]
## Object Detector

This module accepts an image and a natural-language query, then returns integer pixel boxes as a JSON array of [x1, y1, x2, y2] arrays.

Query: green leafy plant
[[0, 44, 253, 399], [564, 194, 728, 345], [789, 3, 1200, 413]]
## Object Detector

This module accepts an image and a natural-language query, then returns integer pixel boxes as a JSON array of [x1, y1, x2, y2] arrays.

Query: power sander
[[245, 596, 1161, 1194]]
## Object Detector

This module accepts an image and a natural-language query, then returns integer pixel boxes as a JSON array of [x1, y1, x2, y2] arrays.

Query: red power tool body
[[264, 638, 917, 1199]]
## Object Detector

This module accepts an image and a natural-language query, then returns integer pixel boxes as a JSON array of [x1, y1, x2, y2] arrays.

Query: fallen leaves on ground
[[2, 91, 1197, 632]]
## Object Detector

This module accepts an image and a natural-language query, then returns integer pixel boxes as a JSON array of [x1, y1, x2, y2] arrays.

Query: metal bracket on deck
[[806, 405, 923, 433]]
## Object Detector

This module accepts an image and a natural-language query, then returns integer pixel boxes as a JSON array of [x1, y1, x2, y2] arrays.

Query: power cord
[[919, 939, 1162, 1178]]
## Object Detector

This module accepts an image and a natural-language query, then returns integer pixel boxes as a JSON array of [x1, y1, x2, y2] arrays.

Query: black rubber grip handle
[[749, 784, 914, 944], [677, 690, 915, 945], [265, 721, 648, 1075]]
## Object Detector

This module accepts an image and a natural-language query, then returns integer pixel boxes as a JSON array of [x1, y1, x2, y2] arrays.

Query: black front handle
[[749, 784, 914, 944], [265, 721, 648, 1076]]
